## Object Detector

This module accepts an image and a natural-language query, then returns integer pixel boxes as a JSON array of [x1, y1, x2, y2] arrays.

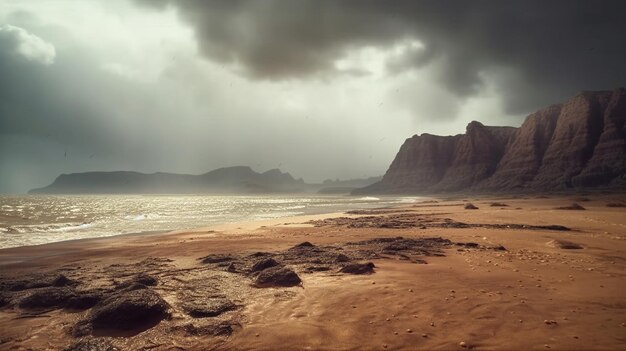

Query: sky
[[1, 0, 625, 193]]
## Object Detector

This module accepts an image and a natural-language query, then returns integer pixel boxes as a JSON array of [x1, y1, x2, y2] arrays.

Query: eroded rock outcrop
[[358, 88, 626, 193]]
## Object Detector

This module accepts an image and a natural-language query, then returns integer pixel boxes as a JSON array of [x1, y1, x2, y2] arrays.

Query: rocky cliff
[[357, 88, 626, 194]]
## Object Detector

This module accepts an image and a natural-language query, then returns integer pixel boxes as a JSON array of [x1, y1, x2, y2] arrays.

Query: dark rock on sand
[[0, 273, 73, 292], [535, 225, 571, 231], [115, 282, 150, 293], [456, 242, 480, 248], [248, 252, 272, 258], [66, 292, 103, 310], [255, 266, 302, 287], [132, 273, 157, 286], [178, 320, 234, 336], [464, 203, 479, 210], [227, 263, 238, 272], [199, 254, 235, 264], [18, 287, 99, 310], [548, 240, 584, 250], [339, 262, 376, 275], [183, 297, 236, 318], [293, 242, 315, 248], [606, 202, 626, 207], [555, 203, 586, 210], [63, 338, 120, 351], [335, 253, 351, 262], [250, 258, 280, 273], [115, 274, 157, 290], [304, 266, 332, 272], [490, 202, 508, 207], [82, 288, 169, 334]]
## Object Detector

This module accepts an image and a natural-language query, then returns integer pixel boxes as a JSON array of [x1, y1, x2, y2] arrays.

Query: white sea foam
[[357, 196, 380, 201]]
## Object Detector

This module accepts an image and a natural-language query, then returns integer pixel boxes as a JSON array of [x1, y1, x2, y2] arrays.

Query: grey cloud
[[0, 24, 55, 65], [149, 0, 626, 114]]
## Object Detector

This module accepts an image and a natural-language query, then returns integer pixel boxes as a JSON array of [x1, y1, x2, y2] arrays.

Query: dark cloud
[[150, 0, 626, 114]]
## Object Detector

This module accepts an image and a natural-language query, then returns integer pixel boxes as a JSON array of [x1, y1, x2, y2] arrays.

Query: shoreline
[[1, 194, 625, 350], [0, 194, 416, 252]]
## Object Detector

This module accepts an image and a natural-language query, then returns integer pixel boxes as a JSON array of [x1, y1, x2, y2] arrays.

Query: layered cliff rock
[[358, 88, 626, 194]]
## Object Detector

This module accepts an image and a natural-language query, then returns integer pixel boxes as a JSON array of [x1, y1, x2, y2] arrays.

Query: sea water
[[0, 194, 420, 249]]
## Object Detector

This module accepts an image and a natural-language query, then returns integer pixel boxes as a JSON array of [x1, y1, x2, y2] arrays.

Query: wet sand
[[1, 195, 625, 350]]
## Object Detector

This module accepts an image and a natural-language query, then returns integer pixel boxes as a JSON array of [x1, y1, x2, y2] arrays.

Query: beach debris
[[255, 266, 302, 287], [339, 262, 375, 275], [464, 203, 479, 210], [183, 297, 236, 318]]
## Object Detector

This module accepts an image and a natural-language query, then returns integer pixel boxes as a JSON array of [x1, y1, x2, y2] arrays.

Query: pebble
[[422, 333, 428, 338], [394, 331, 398, 335], [430, 322, 435, 327], [386, 318, 391, 322], [383, 344, 388, 349], [544, 320, 557, 325], [459, 341, 467, 348], [409, 288, 413, 292], [407, 329, 413, 333], [255, 333, 260, 337]]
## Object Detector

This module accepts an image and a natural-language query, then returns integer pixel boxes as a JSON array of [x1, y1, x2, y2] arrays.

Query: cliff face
[[358, 88, 626, 194]]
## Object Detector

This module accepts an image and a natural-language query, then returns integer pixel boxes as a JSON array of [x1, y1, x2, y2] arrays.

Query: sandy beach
[[1, 194, 625, 350]]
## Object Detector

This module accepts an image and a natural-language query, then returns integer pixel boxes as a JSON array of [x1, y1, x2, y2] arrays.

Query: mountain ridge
[[29, 167, 379, 194]]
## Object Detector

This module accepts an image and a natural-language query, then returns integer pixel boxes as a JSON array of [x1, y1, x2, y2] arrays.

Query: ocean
[[0, 194, 419, 249]]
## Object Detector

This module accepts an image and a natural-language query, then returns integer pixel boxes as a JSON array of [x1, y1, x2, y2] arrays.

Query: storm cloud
[[156, 0, 626, 114], [1, 0, 625, 193]]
